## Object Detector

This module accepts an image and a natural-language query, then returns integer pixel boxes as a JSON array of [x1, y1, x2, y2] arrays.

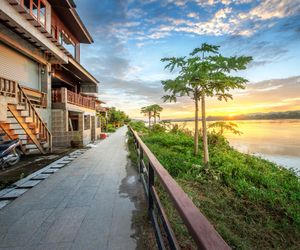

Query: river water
[[172, 120, 300, 172]]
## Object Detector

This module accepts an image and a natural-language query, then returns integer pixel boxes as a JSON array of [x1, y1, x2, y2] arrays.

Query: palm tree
[[141, 106, 152, 128], [161, 43, 252, 165], [208, 121, 242, 135], [150, 104, 163, 124]]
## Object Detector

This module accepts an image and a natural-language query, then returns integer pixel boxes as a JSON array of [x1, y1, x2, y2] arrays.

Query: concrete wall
[[52, 109, 98, 147]]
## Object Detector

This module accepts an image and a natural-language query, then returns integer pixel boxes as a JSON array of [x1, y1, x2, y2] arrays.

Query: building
[[0, 0, 102, 153]]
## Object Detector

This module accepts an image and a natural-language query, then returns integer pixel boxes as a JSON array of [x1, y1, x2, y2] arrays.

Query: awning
[[47, 0, 93, 44], [64, 58, 99, 85]]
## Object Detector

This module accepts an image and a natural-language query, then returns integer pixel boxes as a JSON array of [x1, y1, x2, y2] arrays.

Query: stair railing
[[17, 83, 52, 152]]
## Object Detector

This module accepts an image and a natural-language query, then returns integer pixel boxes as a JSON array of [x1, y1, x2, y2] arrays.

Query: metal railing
[[129, 127, 230, 250]]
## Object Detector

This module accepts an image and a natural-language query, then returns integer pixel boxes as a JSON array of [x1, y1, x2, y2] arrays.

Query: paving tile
[[42, 169, 59, 174], [41, 207, 88, 244], [0, 127, 146, 250], [65, 186, 97, 208], [0, 200, 10, 210], [30, 174, 51, 180], [34, 242, 72, 250], [0, 209, 53, 248], [49, 164, 65, 169], [0, 189, 28, 199], [17, 180, 41, 188]]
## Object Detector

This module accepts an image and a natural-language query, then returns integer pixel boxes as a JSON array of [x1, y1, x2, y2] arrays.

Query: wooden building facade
[[0, 0, 103, 153]]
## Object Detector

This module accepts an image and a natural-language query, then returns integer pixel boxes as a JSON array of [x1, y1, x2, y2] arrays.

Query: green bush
[[128, 121, 148, 132], [130, 126, 300, 249], [107, 124, 116, 133]]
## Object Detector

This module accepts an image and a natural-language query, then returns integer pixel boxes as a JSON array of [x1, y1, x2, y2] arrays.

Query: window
[[20, 0, 47, 28], [51, 25, 57, 39], [84, 115, 90, 130], [32, 0, 38, 19], [23, 0, 30, 10], [68, 112, 79, 131], [61, 32, 75, 57], [39, 1, 46, 27]]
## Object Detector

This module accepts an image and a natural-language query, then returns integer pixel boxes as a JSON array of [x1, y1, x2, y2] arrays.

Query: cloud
[[73, 1, 300, 118]]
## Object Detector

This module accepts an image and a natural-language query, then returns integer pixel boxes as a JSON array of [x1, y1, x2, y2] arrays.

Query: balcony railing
[[52, 88, 96, 110], [0, 76, 47, 108]]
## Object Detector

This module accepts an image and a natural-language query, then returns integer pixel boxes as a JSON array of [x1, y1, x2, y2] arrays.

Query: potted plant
[[70, 132, 81, 148]]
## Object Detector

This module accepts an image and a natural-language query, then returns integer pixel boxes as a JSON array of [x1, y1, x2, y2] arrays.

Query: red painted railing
[[52, 88, 96, 110]]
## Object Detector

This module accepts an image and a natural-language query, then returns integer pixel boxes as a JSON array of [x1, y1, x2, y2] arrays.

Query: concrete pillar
[[75, 44, 80, 62], [61, 87, 68, 104]]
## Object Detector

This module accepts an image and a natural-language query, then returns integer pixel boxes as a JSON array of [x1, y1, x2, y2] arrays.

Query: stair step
[[25, 144, 37, 149], [6, 118, 17, 123], [16, 105, 26, 111], [7, 124, 22, 130], [25, 117, 33, 123], [20, 111, 29, 117], [17, 135, 28, 140]]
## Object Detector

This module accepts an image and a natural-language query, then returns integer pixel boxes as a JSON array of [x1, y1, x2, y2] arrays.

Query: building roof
[[48, 0, 93, 44]]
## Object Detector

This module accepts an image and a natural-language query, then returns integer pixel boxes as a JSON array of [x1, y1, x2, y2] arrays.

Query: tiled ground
[[0, 126, 146, 250]]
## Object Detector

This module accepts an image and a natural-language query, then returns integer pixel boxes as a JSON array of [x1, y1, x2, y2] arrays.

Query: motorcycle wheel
[[7, 148, 21, 166]]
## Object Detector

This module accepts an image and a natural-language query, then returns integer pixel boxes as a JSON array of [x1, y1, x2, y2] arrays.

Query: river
[[172, 120, 300, 173]]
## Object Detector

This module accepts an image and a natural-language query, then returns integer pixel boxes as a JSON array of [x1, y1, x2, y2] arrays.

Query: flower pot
[[100, 133, 107, 139]]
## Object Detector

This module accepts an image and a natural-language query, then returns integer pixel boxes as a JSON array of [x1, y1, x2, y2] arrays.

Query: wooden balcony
[[0, 76, 47, 108], [52, 88, 96, 110]]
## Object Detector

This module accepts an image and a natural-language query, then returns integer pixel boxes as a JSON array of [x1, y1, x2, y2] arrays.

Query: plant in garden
[[107, 107, 130, 128], [150, 104, 163, 124], [161, 43, 252, 164], [209, 121, 242, 135], [141, 106, 153, 128]]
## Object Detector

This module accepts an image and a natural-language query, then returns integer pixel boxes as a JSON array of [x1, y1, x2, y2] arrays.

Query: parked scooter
[[0, 133, 22, 170]]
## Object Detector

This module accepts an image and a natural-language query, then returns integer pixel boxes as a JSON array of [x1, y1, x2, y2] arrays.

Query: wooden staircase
[[0, 78, 52, 154]]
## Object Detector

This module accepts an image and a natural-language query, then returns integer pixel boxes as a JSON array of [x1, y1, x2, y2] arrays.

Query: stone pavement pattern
[[0, 126, 146, 250]]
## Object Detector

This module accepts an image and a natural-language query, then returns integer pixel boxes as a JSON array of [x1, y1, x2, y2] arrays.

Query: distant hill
[[162, 110, 300, 122]]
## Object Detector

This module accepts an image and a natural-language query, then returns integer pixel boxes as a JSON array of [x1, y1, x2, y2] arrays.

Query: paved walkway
[[0, 126, 147, 250]]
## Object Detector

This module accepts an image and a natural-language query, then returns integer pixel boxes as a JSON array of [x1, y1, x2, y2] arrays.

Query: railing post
[[139, 146, 143, 174], [148, 162, 154, 214]]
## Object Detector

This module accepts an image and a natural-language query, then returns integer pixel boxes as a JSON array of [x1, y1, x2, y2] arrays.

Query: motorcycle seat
[[0, 139, 20, 152]]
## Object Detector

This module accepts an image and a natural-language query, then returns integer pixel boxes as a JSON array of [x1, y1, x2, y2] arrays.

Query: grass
[[127, 121, 300, 249]]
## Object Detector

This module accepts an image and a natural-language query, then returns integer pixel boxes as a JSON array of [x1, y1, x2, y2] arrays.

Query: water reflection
[[174, 120, 300, 171]]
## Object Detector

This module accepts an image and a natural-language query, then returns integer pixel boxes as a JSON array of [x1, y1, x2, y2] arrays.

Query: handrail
[[67, 90, 96, 110], [17, 83, 52, 152], [129, 126, 230, 250], [20, 85, 47, 108]]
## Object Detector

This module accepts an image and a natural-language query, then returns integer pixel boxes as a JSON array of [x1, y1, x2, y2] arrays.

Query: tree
[[150, 104, 163, 124], [107, 107, 130, 127], [161, 43, 252, 165], [209, 121, 242, 135], [141, 106, 152, 128]]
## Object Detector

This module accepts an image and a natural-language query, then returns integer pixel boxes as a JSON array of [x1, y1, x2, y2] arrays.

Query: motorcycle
[[0, 133, 22, 170]]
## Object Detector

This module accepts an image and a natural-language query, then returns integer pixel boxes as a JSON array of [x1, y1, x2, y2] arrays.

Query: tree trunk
[[194, 99, 199, 156], [154, 113, 157, 124], [148, 115, 151, 128], [201, 94, 209, 164]]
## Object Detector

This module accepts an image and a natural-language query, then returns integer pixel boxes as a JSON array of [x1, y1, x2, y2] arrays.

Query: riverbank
[[128, 121, 300, 249], [173, 119, 300, 171]]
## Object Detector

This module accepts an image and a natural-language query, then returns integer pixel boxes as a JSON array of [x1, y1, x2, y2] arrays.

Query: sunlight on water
[[173, 120, 300, 172]]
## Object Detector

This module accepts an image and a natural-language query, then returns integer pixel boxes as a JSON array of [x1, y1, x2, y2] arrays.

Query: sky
[[75, 0, 300, 119]]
